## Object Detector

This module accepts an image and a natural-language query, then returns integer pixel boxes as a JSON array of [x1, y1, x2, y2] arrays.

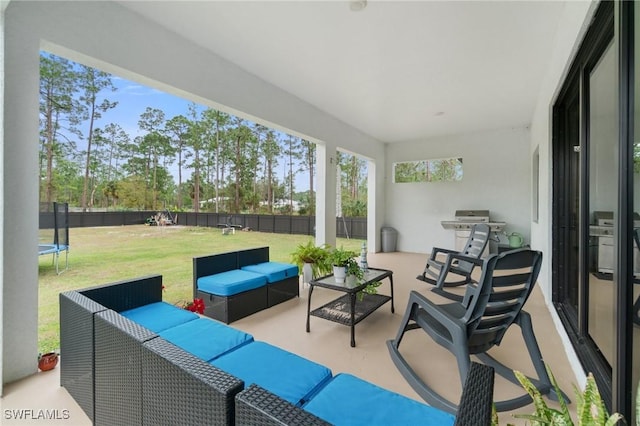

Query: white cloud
[[117, 84, 163, 97]]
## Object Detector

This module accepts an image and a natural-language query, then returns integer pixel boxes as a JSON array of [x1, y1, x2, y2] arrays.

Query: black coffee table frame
[[306, 268, 394, 347]]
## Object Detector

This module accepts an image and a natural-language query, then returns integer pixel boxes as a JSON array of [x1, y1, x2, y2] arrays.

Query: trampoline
[[39, 202, 69, 274]]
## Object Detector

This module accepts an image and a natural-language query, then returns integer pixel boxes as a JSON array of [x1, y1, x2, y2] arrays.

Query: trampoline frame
[[39, 202, 69, 274]]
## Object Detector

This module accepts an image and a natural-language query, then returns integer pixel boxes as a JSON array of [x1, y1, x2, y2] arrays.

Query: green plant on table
[[328, 246, 383, 300], [328, 246, 360, 269], [328, 246, 363, 279], [358, 279, 382, 301], [345, 256, 364, 280], [498, 363, 623, 426]]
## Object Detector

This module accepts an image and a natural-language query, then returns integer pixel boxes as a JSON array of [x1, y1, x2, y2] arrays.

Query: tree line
[[39, 53, 368, 216]]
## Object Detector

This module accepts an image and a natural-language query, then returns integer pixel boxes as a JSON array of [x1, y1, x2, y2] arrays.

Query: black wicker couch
[[60, 275, 495, 426], [60, 275, 244, 425], [193, 246, 299, 323], [234, 361, 495, 426]]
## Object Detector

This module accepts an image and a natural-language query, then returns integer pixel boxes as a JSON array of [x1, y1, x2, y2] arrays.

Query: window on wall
[[393, 158, 463, 183]]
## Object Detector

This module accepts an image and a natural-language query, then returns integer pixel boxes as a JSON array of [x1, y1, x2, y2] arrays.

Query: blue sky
[[103, 76, 204, 143], [97, 74, 311, 191]]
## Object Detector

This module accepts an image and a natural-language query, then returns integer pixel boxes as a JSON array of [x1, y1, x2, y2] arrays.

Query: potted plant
[[496, 364, 624, 426], [290, 241, 331, 283], [328, 246, 362, 284], [38, 350, 59, 371]]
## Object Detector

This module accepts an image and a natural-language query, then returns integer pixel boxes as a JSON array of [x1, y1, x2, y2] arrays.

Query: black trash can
[[381, 227, 398, 252]]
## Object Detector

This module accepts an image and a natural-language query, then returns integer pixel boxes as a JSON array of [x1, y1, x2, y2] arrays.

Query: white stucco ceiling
[[118, 0, 568, 143]]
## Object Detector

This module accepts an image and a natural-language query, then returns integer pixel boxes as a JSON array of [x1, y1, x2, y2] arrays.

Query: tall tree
[[337, 151, 367, 217], [138, 107, 172, 209], [200, 109, 230, 212], [39, 54, 334, 215], [300, 139, 316, 215], [99, 123, 129, 184], [227, 117, 257, 213], [53, 155, 82, 205], [165, 115, 191, 209], [77, 65, 117, 211], [261, 129, 280, 212], [90, 124, 129, 208], [282, 135, 301, 214], [213, 111, 231, 212], [252, 123, 268, 212], [39, 54, 78, 205], [185, 104, 204, 212]]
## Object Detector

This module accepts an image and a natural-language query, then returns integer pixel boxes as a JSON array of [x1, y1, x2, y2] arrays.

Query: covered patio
[[1, 251, 577, 424], [5, 0, 634, 422]]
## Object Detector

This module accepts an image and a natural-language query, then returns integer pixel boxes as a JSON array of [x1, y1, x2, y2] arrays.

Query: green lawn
[[38, 224, 363, 352]]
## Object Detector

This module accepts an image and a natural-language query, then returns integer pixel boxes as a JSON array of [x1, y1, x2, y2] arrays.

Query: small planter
[[333, 266, 347, 283], [290, 241, 331, 283], [302, 263, 314, 284], [345, 274, 358, 287], [38, 352, 59, 372]]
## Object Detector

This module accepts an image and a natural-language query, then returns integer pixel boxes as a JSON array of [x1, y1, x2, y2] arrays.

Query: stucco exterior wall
[[385, 126, 531, 254]]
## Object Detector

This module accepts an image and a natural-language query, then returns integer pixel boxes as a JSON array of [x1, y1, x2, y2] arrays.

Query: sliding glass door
[[587, 38, 617, 370], [553, 0, 616, 408], [554, 2, 640, 418]]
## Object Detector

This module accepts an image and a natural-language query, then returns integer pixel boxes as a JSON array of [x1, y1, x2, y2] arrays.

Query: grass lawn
[[38, 224, 363, 352]]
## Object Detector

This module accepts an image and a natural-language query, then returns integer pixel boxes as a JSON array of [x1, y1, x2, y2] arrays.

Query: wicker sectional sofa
[[60, 275, 246, 425], [60, 274, 494, 426], [193, 247, 299, 323]]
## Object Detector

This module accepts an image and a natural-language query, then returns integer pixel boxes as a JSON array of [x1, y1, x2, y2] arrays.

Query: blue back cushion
[[121, 301, 198, 333], [197, 270, 267, 296], [210, 341, 332, 406], [159, 318, 254, 362], [240, 262, 299, 283], [304, 373, 455, 426]]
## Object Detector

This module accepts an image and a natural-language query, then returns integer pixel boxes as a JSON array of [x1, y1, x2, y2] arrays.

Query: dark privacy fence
[[39, 210, 367, 239]]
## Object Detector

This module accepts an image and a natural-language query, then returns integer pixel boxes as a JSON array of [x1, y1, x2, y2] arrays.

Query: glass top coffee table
[[306, 268, 394, 347]]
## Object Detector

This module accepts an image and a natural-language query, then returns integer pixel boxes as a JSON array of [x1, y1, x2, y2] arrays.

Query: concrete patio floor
[[0, 251, 578, 425]]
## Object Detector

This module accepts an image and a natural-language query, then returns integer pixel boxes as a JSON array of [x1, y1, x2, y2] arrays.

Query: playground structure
[[146, 209, 176, 226], [38, 202, 69, 274], [217, 215, 244, 234]]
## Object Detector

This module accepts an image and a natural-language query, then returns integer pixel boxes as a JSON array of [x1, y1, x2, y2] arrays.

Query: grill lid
[[441, 221, 506, 231], [454, 210, 490, 222]]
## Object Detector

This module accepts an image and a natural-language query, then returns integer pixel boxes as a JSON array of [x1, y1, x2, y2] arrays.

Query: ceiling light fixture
[[350, 0, 367, 12]]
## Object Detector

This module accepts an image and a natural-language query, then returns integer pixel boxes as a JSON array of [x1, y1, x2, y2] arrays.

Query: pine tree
[[77, 65, 117, 212]]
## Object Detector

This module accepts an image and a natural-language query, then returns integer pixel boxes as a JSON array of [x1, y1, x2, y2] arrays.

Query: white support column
[[366, 160, 379, 252], [315, 143, 337, 248], [3, 3, 40, 385], [0, 0, 6, 396]]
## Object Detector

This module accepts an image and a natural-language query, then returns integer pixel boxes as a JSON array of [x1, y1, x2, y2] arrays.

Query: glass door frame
[[552, 0, 637, 417], [552, 0, 622, 412], [552, 2, 635, 420], [615, 0, 634, 418]]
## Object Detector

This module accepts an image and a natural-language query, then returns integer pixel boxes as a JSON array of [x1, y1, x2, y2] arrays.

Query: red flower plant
[[183, 298, 205, 314]]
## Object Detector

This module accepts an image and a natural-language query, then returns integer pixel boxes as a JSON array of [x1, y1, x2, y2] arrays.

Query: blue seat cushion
[[303, 373, 455, 426], [159, 318, 254, 362], [240, 262, 299, 284], [121, 301, 198, 333], [210, 341, 332, 406], [197, 270, 267, 296]]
